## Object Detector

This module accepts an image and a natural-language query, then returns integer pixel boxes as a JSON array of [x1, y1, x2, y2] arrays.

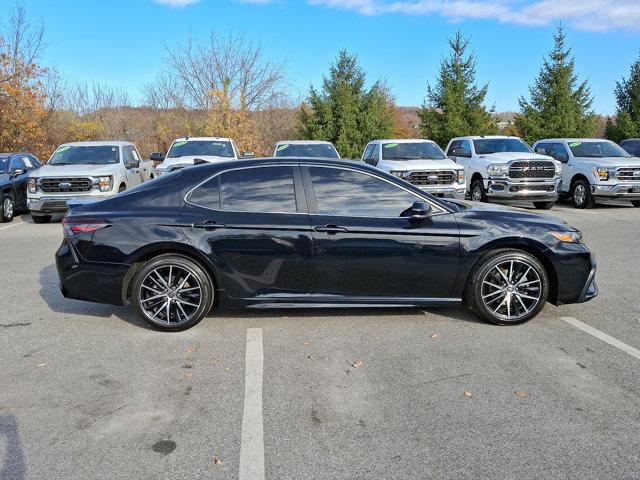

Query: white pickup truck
[[27, 141, 152, 223], [446, 136, 562, 209], [362, 139, 466, 198], [152, 137, 252, 176], [533, 138, 640, 208]]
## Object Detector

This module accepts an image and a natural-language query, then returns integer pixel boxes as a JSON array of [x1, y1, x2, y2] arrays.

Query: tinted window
[[188, 176, 220, 210], [362, 144, 374, 160], [49, 145, 120, 165], [275, 143, 339, 159], [460, 140, 472, 156], [446, 140, 460, 155], [473, 138, 531, 154], [569, 141, 629, 158], [621, 141, 640, 156], [549, 143, 569, 159], [309, 167, 425, 217], [9, 157, 28, 171], [220, 166, 297, 213], [167, 140, 234, 158], [382, 142, 446, 160], [122, 146, 134, 163]]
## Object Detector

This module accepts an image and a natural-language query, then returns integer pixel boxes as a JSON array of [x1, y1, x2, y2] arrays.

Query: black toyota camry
[[55, 158, 597, 331]]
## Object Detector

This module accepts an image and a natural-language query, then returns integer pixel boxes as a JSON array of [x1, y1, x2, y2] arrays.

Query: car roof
[[274, 140, 335, 145], [58, 141, 133, 147], [451, 136, 522, 141], [172, 137, 233, 142], [369, 138, 438, 144], [535, 138, 612, 143]]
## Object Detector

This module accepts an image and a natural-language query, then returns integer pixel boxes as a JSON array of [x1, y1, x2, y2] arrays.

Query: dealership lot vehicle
[[0, 153, 41, 223], [273, 140, 340, 159], [534, 138, 640, 208], [446, 136, 562, 209], [153, 137, 252, 176], [363, 139, 465, 198], [56, 158, 595, 331], [27, 141, 149, 223]]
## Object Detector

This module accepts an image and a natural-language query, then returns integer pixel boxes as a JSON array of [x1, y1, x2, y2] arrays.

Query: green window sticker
[[57, 146, 71, 152], [277, 144, 289, 151], [173, 140, 188, 148], [569, 141, 582, 147], [384, 143, 399, 149]]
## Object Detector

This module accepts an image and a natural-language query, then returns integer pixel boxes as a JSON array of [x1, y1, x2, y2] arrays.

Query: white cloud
[[307, 0, 640, 31], [153, 0, 200, 7]]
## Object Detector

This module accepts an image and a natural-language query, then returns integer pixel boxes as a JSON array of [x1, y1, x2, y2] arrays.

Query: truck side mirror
[[10, 168, 26, 178], [150, 152, 165, 162], [242, 151, 255, 159], [534, 147, 546, 155]]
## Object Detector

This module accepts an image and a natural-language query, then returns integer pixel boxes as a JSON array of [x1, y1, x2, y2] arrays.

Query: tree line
[[1, 1, 639, 161]]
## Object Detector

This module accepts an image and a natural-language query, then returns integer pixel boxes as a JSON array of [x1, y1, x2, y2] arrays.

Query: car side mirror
[[556, 154, 569, 163], [451, 148, 469, 158], [11, 168, 25, 178], [534, 147, 546, 155], [242, 151, 255, 159], [410, 201, 432, 222], [125, 160, 140, 169], [150, 152, 165, 162]]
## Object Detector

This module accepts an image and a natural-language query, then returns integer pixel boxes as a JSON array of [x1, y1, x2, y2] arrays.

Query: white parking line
[[0, 221, 26, 230], [239, 328, 265, 480], [561, 317, 640, 361]]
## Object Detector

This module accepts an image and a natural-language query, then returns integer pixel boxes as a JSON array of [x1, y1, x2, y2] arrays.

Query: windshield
[[275, 143, 339, 158], [48, 146, 120, 165], [382, 142, 446, 160], [569, 141, 630, 158], [167, 140, 234, 158], [473, 138, 532, 155]]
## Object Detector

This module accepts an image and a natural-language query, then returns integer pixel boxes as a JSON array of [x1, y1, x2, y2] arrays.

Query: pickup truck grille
[[40, 177, 93, 193], [616, 168, 640, 181], [409, 170, 455, 186], [508, 161, 556, 179]]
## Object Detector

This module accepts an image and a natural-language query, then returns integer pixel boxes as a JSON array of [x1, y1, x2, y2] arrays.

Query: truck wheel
[[632, 201, 640, 208], [470, 180, 487, 202], [533, 201, 555, 210], [571, 179, 594, 209], [1, 194, 14, 223], [31, 214, 52, 224]]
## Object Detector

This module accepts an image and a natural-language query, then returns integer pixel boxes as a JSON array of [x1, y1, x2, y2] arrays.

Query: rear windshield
[[382, 142, 446, 160], [275, 143, 339, 159], [48, 146, 120, 165], [473, 138, 532, 155], [167, 140, 234, 158]]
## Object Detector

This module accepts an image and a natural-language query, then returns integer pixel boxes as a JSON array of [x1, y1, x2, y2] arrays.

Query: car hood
[[477, 152, 553, 162], [379, 158, 461, 170], [573, 156, 640, 167], [450, 199, 571, 229], [32, 164, 119, 178], [158, 156, 234, 169]]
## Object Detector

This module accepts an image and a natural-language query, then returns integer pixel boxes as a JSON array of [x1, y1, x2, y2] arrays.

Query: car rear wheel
[[632, 200, 640, 208], [1, 194, 14, 223], [571, 179, 594, 209], [470, 180, 487, 202], [465, 249, 549, 325], [533, 201, 555, 210], [131, 254, 214, 331], [31, 215, 52, 224]]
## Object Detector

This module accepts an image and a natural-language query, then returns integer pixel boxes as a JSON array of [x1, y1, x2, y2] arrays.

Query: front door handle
[[192, 220, 226, 230], [314, 224, 348, 234]]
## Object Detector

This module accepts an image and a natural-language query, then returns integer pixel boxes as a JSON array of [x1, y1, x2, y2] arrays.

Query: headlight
[[96, 176, 113, 192], [389, 170, 411, 180], [28, 177, 38, 194], [487, 164, 509, 177], [555, 163, 562, 177], [457, 169, 465, 184], [593, 166, 609, 181], [549, 231, 582, 243]]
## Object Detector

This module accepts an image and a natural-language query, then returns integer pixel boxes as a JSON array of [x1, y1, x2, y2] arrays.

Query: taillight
[[62, 218, 111, 237]]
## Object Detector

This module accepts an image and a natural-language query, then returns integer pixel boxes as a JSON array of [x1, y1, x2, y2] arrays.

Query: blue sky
[[12, 0, 640, 114]]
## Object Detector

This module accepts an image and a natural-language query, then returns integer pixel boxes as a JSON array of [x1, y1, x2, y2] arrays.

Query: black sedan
[[55, 158, 597, 331], [0, 153, 41, 222]]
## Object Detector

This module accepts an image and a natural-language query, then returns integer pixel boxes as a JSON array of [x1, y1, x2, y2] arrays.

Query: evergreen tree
[[297, 50, 394, 158], [418, 31, 497, 147], [515, 25, 597, 142], [605, 53, 640, 142]]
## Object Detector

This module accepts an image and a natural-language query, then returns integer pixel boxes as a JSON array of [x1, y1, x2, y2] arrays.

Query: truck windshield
[[275, 143, 340, 158], [382, 142, 446, 160], [167, 140, 234, 158], [569, 141, 630, 158], [473, 138, 532, 155], [48, 146, 120, 165]]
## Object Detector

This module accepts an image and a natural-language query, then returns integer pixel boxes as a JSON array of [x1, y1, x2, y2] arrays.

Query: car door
[[8, 156, 30, 209], [302, 165, 461, 299], [180, 164, 314, 300], [550, 143, 572, 192], [122, 146, 143, 186]]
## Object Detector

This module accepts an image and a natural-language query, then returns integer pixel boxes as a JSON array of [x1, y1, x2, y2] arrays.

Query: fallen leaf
[[303, 341, 311, 347], [184, 372, 193, 379], [186, 346, 197, 353], [515, 391, 529, 398], [35, 362, 47, 367], [224, 367, 230, 371], [431, 333, 438, 339], [214, 458, 223, 465], [463, 391, 474, 397], [351, 361, 364, 369]]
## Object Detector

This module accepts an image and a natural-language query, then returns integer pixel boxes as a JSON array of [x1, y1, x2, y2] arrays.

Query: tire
[[1, 194, 14, 223], [571, 179, 594, 209], [470, 179, 487, 202], [632, 200, 640, 208], [131, 254, 214, 331], [465, 249, 549, 326], [118, 184, 126, 193], [31, 215, 52, 224], [533, 201, 555, 210]]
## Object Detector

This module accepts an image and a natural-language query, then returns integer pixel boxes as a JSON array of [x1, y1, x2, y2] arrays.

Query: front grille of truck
[[40, 177, 93, 193], [508, 161, 556, 179], [616, 168, 640, 181], [409, 170, 455, 186]]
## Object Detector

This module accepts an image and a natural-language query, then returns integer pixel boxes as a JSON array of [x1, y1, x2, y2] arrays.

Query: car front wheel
[[571, 179, 594, 208], [1, 194, 14, 223], [465, 249, 549, 325], [131, 254, 214, 331], [470, 180, 487, 202], [632, 200, 640, 208]]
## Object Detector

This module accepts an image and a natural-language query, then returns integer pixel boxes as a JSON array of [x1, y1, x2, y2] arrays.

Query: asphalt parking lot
[[2, 201, 640, 480]]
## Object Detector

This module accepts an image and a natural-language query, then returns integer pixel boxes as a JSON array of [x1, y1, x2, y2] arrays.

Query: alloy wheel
[[573, 184, 586, 206], [138, 264, 203, 326], [3, 197, 13, 219], [480, 259, 542, 322], [471, 185, 483, 202]]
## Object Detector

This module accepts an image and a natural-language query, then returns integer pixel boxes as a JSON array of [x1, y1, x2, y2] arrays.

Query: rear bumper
[[485, 178, 561, 201], [592, 183, 640, 199]]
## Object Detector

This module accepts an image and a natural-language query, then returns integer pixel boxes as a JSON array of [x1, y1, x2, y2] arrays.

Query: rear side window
[[220, 166, 297, 213], [621, 141, 640, 156], [188, 176, 221, 210]]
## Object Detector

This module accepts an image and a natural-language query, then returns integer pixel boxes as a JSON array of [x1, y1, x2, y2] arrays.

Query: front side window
[[569, 141, 630, 158], [362, 144, 374, 161], [309, 167, 428, 217], [275, 143, 339, 159], [167, 140, 234, 159], [473, 138, 532, 155], [382, 142, 446, 160], [220, 166, 297, 213], [48, 145, 120, 165], [9, 157, 28, 171], [446, 140, 461, 156]]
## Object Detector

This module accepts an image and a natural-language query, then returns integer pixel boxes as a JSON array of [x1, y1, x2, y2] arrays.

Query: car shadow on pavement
[[0, 414, 26, 480]]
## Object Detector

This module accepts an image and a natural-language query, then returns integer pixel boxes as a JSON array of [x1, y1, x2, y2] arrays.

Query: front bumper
[[485, 178, 561, 201], [577, 255, 598, 303], [417, 185, 466, 199], [28, 194, 111, 214], [592, 183, 640, 199]]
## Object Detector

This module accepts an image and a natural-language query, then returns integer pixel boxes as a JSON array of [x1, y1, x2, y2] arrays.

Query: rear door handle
[[192, 221, 226, 230], [314, 225, 348, 234]]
